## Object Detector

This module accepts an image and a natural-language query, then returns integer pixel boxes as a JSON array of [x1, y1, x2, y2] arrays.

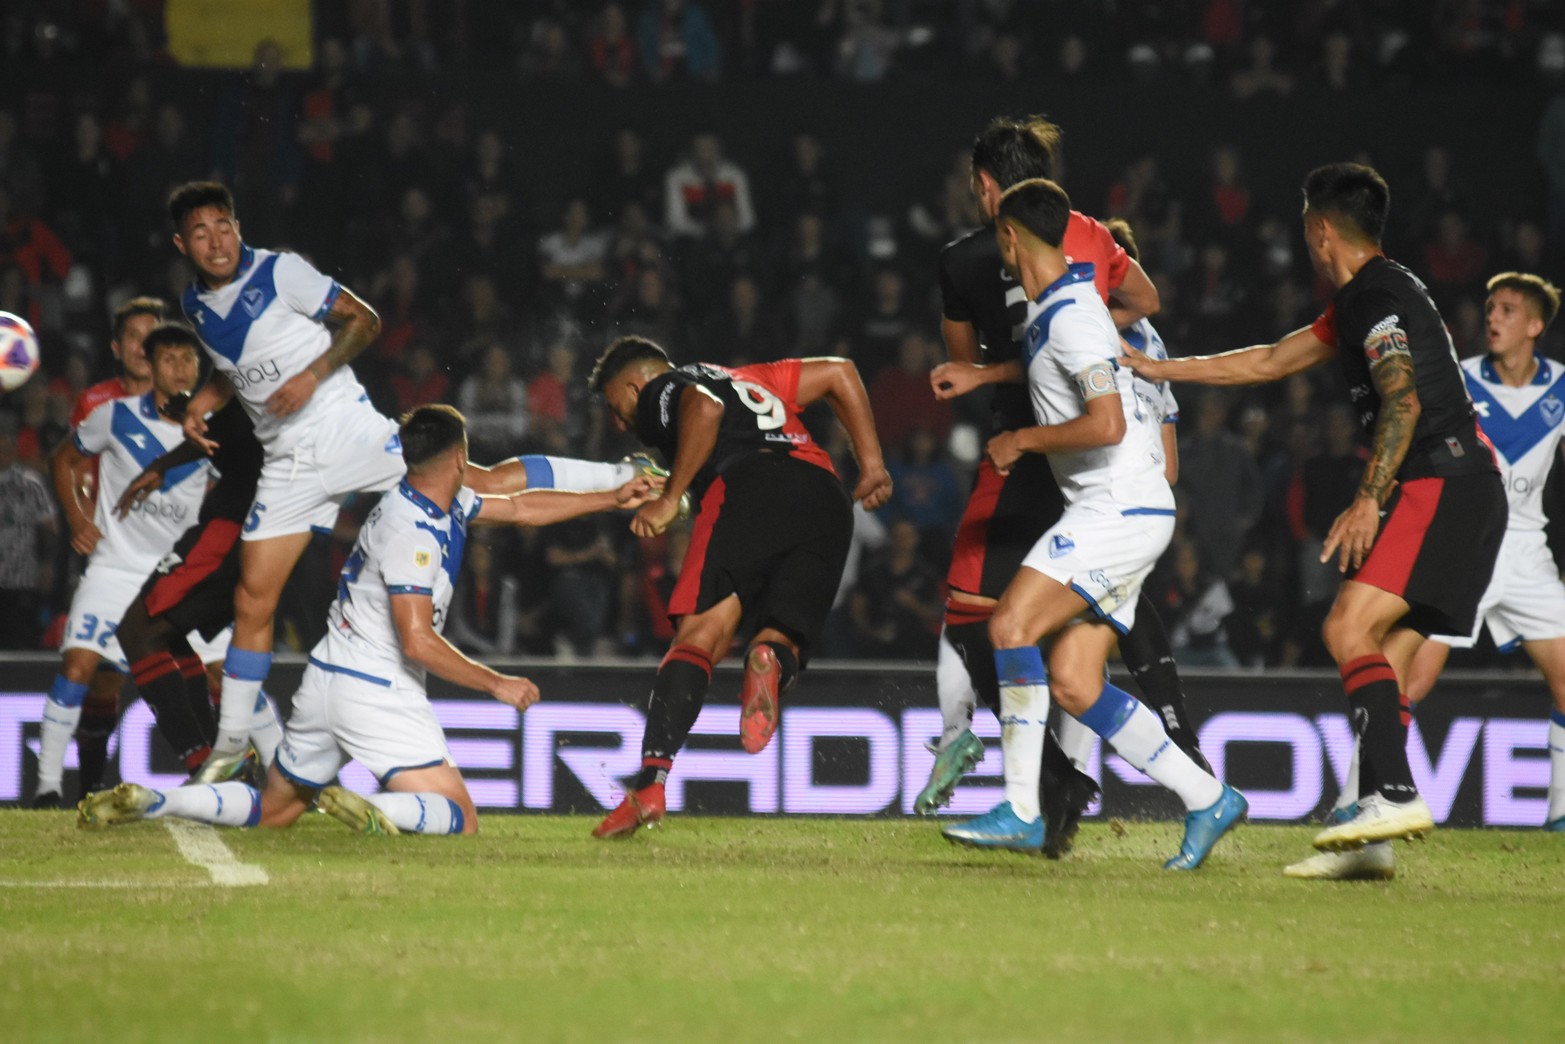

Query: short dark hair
[[112, 296, 166, 340], [168, 181, 235, 232], [142, 322, 202, 362], [971, 116, 1061, 190], [399, 404, 468, 472], [997, 178, 1072, 249], [588, 336, 671, 394], [1487, 271, 1561, 329], [1104, 218, 1140, 262], [1302, 163, 1390, 245]]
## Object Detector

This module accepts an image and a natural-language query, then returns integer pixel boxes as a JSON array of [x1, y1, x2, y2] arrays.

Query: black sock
[[131, 649, 212, 771], [758, 641, 800, 692], [944, 618, 1000, 716], [1121, 593, 1202, 755], [1341, 655, 1416, 802], [76, 704, 116, 798], [635, 644, 714, 790], [171, 639, 218, 749]]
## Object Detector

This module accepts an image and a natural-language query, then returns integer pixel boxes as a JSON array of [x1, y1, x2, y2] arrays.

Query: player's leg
[[478, 454, 652, 495], [121, 602, 217, 774], [593, 595, 741, 840], [324, 763, 477, 837], [915, 602, 990, 815], [79, 760, 310, 830], [1119, 591, 1209, 771], [73, 667, 124, 799], [35, 647, 105, 806], [208, 530, 313, 763], [1521, 636, 1565, 830], [1049, 622, 1243, 870]]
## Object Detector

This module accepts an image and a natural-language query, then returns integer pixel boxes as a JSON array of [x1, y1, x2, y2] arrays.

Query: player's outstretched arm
[[390, 593, 539, 711], [633, 386, 723, 537], [115, 439, 211, 518], [796, 357, 892, 509], [267, 287, 381, 419], [475, 478, 659, 528], [50, 437, 101, 556], [1122, 325, 1334, 386], [930, 359, 1024, 400], [985, 386, 1126, 474]]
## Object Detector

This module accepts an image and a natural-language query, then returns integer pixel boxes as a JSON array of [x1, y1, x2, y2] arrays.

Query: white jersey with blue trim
[[1463, 353, 1565, 532], [72, 393, 213, 573], [1022, 263, 1174, 514], [313, 482, 481, 690], [1122, 317, 1179, 426], [181, 244, 369, 455]]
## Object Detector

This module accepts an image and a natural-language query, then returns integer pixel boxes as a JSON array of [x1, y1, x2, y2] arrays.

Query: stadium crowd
[[2, 0, 1563, 667]]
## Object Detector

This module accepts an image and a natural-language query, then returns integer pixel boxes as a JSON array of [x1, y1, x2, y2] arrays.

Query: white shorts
[[274, 659, 452, 788], [63, 562, 232, 669], [1020, 506, 1175, 635], [244, 399, 405, 541], [1435, 528, 1565, 650]]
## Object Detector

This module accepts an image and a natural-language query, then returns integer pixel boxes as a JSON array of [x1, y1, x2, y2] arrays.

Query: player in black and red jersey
[[587, 336, 893, 839], [111, 324, 271, 779], [919, 115, 1209, 858], [1124, 163, 1507, 873]]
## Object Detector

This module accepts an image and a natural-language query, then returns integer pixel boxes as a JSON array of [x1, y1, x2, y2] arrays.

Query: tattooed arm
[[1321, 347, 1421, 573], [266, 288, 383, 418]]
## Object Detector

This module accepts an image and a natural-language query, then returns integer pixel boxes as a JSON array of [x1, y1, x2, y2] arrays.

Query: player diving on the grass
[[78, 404, 659, 836], [937, 178, 1247, 869]]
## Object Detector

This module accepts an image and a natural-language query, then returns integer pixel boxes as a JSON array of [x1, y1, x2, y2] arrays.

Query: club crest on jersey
[[414, 548, 431, 568], [1048, 534, 1075, 559], [1362, 315, 1409, 363], [240, 285, 267, 319], [1543, 396, 1564, 428]]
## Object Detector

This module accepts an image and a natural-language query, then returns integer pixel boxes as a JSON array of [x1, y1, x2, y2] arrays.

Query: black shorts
[[669, 454, 852, 658], [1350, 472, 1506, 637], [945, 454, 1066, 599], [137, 518, 242, 641]]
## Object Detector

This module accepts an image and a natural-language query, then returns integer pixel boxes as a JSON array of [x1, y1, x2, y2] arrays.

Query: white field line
[[162, 819, 269, 886], [0, 879, 210, 889]]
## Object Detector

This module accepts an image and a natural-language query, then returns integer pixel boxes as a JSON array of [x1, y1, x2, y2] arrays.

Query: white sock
[[1336, 735, 1362, 814], [367, 792, 465, 834], [248, 692, 283, 769], [993, 646, 1050, 824], [520, 455, 633, 493], [37, 676, 89, 795], [215, 648, 272, 756], [1081, 682, 1222, 812], [1053, 713, 1097, 773], [935, 626, 978, 749], [146, 782, 261, 827], [1549, 710, 1565, 824]]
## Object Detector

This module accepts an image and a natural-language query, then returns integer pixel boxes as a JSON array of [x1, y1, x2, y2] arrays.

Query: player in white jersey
[[1289, 272, 1565, 881], [938, 179, 1245, 869], [166, 182, 668, 780], [80, 404, 658, 836], [39, 333, 214, 803]]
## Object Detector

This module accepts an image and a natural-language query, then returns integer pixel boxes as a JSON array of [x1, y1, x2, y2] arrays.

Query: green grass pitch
[[1, 811, 1560, 1042]]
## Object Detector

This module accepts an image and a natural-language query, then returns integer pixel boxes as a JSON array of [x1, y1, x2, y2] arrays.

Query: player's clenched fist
[[491, 675, 540, 712]]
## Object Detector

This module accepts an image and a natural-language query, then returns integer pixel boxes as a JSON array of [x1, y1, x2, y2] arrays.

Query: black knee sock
[[170, 639, 218, 749], [131, 647, 212, 771], [1121, 593, 1202, 755], [76, 703, 117, 798], [1341, 654, 1416, 802], [635, 644, 714, 790], [944, 617, 1001, 716]]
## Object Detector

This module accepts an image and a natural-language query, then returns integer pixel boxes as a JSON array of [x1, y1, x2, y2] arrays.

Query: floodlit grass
[[1, 812, 1560, 1042]]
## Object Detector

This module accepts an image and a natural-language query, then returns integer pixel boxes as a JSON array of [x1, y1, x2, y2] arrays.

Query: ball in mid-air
[[0, 311, 40, 393]]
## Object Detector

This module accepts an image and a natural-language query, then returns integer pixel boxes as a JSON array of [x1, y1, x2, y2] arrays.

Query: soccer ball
[[0, 311, 40, 393]]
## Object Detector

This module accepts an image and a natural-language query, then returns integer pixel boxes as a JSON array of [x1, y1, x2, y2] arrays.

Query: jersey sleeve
[[273, 251, 343, 322], [1048, 305, 1120, 378], [734, 359, 802, 405], [456, 486, 482, 523], [1311, 304, 1338, 347], [1089, 218, 1130, 291], [1161, 383, 1180, 424], [634, 370, 695, 446], [937, 247, 973, 323], [1352, 289, 1413, 368], [71, 399, 115, 456], [380, 515, 444, 597]]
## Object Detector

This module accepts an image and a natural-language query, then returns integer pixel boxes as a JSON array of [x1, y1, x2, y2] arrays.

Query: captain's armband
[[1074, 362, 1120, 402]]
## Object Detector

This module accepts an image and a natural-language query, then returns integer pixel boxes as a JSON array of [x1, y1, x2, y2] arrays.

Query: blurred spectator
[[615, 266, 681, 345], [776, 133, 834, 223], [1316, 31, 1362, 91], [835, 0, 902, 82], [1152, 537, 1238, 668], [389, 343, 449, 416], [1227, 543, 1285, 668], [527, 339, 592, 454], [1540, 90, 1565, 254], [885, 426, 964, 557], [639, 0, 721, 83], [210, 40, 301, 237], [788, 269, 842, 355], [1423, 209, 1490, 299], [664, 133, 755, 238], [1198, 145, 1251, 239], [0, 110, 46, 216], [589, 4, 639, 88], [1179, 391, 1261, 577], [468, 129, 524, 202], [518, 17, 582, 77], [704, 274, 783, 365], [677, 200, 763, 319], [538, 198, 610, 314], [1285, 404, 1364, 666], [542, 516, 619, 657], [594, 130, 662, 223], [869, 332, 949, 449], [1403, 146, 1468, 244], [458, 342, 530, 461], [0, 187, 71, 330], [850, 268, 916, 383], [1230, 35, 1293, 99], [0, 421, 56, 649], [849, 518, 942, 658]]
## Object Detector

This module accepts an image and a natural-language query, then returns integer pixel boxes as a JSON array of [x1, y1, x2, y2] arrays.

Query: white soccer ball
[[0, 311, 40, 393]]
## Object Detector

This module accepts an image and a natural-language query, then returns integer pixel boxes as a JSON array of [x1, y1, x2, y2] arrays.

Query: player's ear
[[1527, 315, 1545, 340], [172, 233, 187, 257]]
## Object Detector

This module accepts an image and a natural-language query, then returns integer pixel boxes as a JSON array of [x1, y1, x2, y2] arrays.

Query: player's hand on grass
[[491, 675, 540, 712], [985, 431, 1023, 475], [1119, 338, 1162, 380], [116, 467, 164, 519], [1321, 495, 1382, 573], [182, 410, 219, 455], [631, 494, 682, 537], [266, 369, 319, 418], [69, 519, 103, 556], [615, 475, 662, 509], [930, 362, 985, 401], [853, 464, 893, 510]]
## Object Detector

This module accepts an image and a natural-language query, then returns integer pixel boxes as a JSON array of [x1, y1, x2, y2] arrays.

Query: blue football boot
[[915, 730, 986, 815], [941, 800, 1044, 852], [1545, 816, 1564, 833], [1164, 785, 1248, 870]]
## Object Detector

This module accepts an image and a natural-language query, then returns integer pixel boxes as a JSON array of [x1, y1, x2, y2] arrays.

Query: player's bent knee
[[987, 613, 1030, 652]]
